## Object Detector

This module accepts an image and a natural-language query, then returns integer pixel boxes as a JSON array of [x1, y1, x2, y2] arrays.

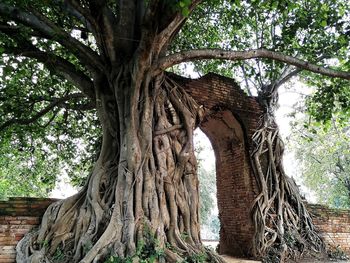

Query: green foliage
[[198, 166, 216, 225], [289, 109, 350, 208], [182, 252, 207, 263], [0, 0, 102, 196], [135, 239, 164, 262], [0, 0, 349, 201], [208, 217, 220, 238], [262, 246, 283, 263], [180, 232, 190, 241], [0, 143, 57, 199], [0, 55, 101, 197], [105, 226, 164, 263], [194, 130, 220, 238], [52, 247, 66, 261], [105, 256, 130, 263], [40, 239, 49, 248], [328, 245, 349, 260], [305, 77, 350, 125], [177, 0, 191, 16], [173, 0, 350, 96]]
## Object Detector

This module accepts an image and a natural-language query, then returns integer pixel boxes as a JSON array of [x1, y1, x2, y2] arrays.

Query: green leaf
[[321, 4, 329, 11], [271, 1, 278, 9], [181, 7, 190, 17]]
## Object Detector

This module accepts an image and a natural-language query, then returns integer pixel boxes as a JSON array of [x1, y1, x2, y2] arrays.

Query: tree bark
[[16, 63, 222, 263]]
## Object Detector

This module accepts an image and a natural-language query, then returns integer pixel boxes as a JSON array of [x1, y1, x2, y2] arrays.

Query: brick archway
[[199, 110, 255, 257], [179, 72, 264, 257]]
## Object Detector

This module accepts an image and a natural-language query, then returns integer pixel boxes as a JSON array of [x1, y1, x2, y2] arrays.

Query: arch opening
[[198, 110, 256, 257], [194, 129, 220, 249]]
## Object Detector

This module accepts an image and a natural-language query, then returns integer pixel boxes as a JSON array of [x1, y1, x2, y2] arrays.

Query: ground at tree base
[[221, 255, 261, 263], [298, 260, 350, 263], [221, 255, 350, 263]]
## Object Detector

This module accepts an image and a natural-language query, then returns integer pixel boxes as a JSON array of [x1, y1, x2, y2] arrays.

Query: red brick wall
[[0, 197, 57, 263], [309, 204, 350, 255], [183, 73, 264, 257], [2, 198, 350, 261]]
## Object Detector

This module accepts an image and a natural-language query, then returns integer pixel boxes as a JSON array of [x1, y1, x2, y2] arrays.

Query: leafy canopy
[[174, 0, 350, 93]]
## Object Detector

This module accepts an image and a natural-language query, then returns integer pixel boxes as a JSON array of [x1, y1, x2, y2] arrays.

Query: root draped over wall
[[250, 90, 324, 261]]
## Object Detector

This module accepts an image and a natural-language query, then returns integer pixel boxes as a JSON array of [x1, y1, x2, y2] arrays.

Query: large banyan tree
[[0, 0, 350, 262]]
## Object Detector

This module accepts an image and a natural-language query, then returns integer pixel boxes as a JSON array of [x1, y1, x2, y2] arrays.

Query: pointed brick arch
[[178, 73, 264, 257]]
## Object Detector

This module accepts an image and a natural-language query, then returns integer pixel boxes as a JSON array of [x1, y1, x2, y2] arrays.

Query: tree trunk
[[16, 63, 222, 263]]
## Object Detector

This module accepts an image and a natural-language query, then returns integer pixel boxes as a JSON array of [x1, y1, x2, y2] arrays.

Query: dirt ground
[[221, 255, 261, 263], [220, 255, 350, 263], [299, 260, 350, 263], [299, 261, 350, 263]]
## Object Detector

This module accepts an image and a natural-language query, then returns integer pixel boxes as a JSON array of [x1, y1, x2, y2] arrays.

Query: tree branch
[[56, 0, 120, 66], [58, 0, 95, 33], [158, 48, 350, 80], [274, 55, 331, 89], [84, 0, 119, 65], [1, 30, 95, 99], [0, 93, 91, 132], [0, 3, 104, 72], [240, 64, 253, 96], [22, 51, 95, 99], [115, 0, 137, 59], [153, 0, 202, 55], [274, 68, 302, 89]]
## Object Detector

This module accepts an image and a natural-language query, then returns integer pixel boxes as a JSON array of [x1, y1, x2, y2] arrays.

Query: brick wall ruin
[[0, 197, 57, 263], [181, 73, 350, 257], [1, 198, 350, 262], [309, 204, 350, 255]]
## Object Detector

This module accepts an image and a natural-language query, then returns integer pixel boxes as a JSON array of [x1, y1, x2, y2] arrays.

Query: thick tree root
[[250, 108, 324, 262]]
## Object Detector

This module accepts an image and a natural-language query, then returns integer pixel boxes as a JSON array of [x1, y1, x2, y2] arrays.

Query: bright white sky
[[50, 171, 77, 198]]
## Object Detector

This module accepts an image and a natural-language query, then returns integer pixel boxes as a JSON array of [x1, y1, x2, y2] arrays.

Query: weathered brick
[[0, 197, 57, 263], [308, 204, 350, 255]]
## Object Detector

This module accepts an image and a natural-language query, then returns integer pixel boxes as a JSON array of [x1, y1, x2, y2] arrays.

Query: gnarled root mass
[[16, 74, 224, 263], [250, 99, 324, 262]]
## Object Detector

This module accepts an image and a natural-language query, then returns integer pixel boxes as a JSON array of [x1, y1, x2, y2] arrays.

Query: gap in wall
[[194, 128, 220, 249]]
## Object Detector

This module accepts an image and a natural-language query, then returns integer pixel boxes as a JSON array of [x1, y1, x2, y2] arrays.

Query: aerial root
[[250, 110, 324, 261]]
